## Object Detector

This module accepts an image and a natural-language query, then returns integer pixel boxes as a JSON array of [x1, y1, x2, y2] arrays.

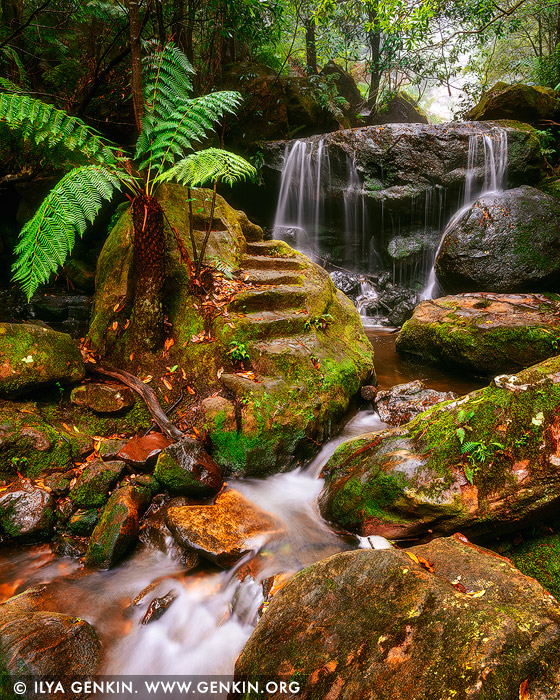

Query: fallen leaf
[[519, 679, 529, 700], [164, 338, 175, 351], [466, 589, 486, 598], [162, 378, 173, 391], [141, 375, 153, 384], [181, 369, 187, 380], [130, 353, 134, 361], [187, 385, 195, 395], [217, 367, 224, 379]]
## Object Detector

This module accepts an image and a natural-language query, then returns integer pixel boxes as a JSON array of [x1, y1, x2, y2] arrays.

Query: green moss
[[510, 532, 560, 600]]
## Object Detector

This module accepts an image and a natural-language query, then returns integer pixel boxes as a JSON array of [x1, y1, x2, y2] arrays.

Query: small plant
[[10, 456, 29, 469], [208, 256, 235, 280], [305, 313, 334, 331], [227, 340, 250, 364], [460, 440, 505, 484]]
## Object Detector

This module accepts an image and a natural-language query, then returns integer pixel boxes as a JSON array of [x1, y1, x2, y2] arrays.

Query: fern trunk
[[131, 193, 165, 352]]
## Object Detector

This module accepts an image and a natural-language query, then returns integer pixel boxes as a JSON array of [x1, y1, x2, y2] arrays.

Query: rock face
[[465, 82, 560, 124], [0, 323, 84, 398], [320, 355, 560, 540], [85, 484, 150, 568], [375, 380, 456, 425], [396, 294, 560, 375], [88, 185, 374, 476], [236, 535, 560, 700], [0, 586, 100, 680], [154, 439, 223, 497], [0, 479, 54, 541], [166, 489, 282, 567], [435, 187, 560, 293]]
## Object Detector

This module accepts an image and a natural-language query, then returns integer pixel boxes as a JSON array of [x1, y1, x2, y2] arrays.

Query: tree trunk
[[367, 5, 382, 109], [154, 0, 166, 46], [131, 193, 165, 352], [304, 17, 318, 75], [127, 0, 144, 133]]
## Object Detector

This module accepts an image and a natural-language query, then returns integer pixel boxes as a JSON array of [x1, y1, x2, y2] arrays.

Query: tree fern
[[157, 148, 256, 187], [12, 166, 122, 299], [0, 93, 118, 165]]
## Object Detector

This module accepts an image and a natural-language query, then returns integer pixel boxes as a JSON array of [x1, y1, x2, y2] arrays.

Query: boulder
[[0, 401, 83, 480], [0, 587, 100, 681], [397, 293, 560, 375], [375, 380, 456, 425], [154, 439, 223, 497], [70, 382, 135, 413], [84, 484, 150, 568], [509, 529, 560, 601], [88, 186, 375, 476], [370, 92, 429, 125], [68, 459, 124, 508], [139, 495, 200, 567], [0, 479, 54, 541], [320, 61, 364, 114], [51, 534, 88, 558], [67, 509, 99, 536], [320, 354, 560, 540], [435, 186, 560, 293], [166, 489, 283, 567], [0, 323, 84, 398], [465, 82, 560, 124], [236, 535, 560, 700]]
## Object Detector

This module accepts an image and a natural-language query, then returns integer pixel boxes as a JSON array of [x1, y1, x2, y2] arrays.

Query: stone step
[[229, 286, 308, 314], [240, 269, 304, 286], [248, 335, 319, 376], [241, 255, 304, 272], [228, 310, 311, 340], [245, 241, 292, 256]]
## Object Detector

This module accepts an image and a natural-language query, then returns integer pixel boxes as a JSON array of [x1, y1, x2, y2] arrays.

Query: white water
[[0, 409, 390, 686], [420, 127, 508, 300]]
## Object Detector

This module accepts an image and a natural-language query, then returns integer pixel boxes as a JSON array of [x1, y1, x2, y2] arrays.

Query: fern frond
[[12, 166, 122, 299], [141, 43, 194, 137], [137, 91, 242, 171], [0, 93, 117, 165], [156, 148, 256, 187], [0, 78, 25, 94]]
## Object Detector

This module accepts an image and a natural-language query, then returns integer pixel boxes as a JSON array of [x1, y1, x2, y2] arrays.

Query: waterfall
[[272, 139, 330, 261], [273, 140, 374, 270], [420, 127, 508, 300]]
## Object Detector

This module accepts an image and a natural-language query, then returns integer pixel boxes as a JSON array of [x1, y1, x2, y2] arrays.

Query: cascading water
[[420, 126, 508, 300]]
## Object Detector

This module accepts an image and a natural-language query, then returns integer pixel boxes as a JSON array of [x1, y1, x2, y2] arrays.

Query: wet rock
[[50, 533, 88, 558], [70, 382, 135, 413], [84, 484, 150, 568], [54, 497, 76, 525], [320, 61, 364, 115], [236, 534, 560, 700], [166, 489, 283, 567], [95, 437, 127, 460], [67, 509, 99, 536], [154, 439, 223, 497], [117, 433, 173, 470], [43, 471, 73, 496], [466, 82, 560, 123], [0, 322, 85, 398], [375, 380, 456, 425], [397, 293, 560, 375], [320, 354, 560, 540], [361, 385, 378, 401], [139, 495, 200, 567], [329, 271, 361, 296], [509, 529, 560, 601], [68, 459, 124, 508], [0, 479, 54, 541], [141, 591, 177, 625], [0, 585, 100, 681], [435, 187, 560, 293]]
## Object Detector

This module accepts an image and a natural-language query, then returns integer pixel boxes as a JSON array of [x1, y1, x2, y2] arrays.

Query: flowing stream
[[0, 333, 485, 689]]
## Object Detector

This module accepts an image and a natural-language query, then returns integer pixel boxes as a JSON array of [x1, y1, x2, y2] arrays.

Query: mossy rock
[[88, 185, 375, 476], [509, 530, 560, 601], [0, 323, 84, 398], [396, 293, 560, 375], [0, 479, 54, 541], [465, 82, 560, 123], [154, 439, 223, 497], [67, 508, 99, 536], [321, 354, 560, 540], [236, 535, 560, 700], [435, 186, 560, 293], [68, 459, 124, 508]]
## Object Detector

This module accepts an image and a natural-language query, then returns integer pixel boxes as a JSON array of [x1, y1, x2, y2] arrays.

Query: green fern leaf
[[12, 166, 122, 299], [0, 93, 118, 165], [157, 148, 256, 187]]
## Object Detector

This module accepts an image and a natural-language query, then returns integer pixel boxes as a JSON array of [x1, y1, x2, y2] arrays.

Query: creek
[[0, 330, 483, 692]]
